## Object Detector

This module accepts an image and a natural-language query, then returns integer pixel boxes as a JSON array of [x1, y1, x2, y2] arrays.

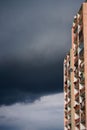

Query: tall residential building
[[64, 1, 87, 130]]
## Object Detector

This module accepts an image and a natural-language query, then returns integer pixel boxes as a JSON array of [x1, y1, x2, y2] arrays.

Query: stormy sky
[[0, 0, 84, 130]]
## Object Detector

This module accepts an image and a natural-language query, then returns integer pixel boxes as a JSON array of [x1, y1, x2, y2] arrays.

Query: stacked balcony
[[64, 53, 72, 130], [64, 57, 68, 130], [64, 3, 87, 130], [73, 14, 80, 130]]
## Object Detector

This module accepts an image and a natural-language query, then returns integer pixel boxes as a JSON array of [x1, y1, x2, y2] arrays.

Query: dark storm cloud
[[0, 0, 83, 63], [0, 0, 84, 105], [0, 59, 63, 105]]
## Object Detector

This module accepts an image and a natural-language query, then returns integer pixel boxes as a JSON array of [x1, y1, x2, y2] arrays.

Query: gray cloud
[[0, 93, 64, 130]]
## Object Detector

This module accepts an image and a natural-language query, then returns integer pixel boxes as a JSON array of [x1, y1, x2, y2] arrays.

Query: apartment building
[[64, 1, 87, 130]]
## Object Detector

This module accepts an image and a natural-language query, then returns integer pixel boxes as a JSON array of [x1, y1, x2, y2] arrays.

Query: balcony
[[74, 24, 78, 33], [81, 112, 85, 124], [79, 76, 84, 85], [75, 117, 80, 126], [65, 95, 67, 101], [74, 31, 78, 43], [65, 70, 67, 76], [74, 40, 78, 45], [74, 60, 78, 67], [79, 29, 83, 42], [64, 59, 67, 64], [67, 72, 70, 77], [78, 24, 82, 34], [67, 61, 70, 68], [64, 86, 67, 93], [65, 80, 67, 85], [79, 70, 84, 77], [75, 96, 79, 104], [68, 68, 71, 75], [68, 86, 70, 91], [78, 42, 84, 54], [67, 100, 71, 107], [80, 87, 85, 95], [78, 24, 80, 34], [74, 104, 80, 112], [67, 80, 71, 88], [79, 61, 84, 72], [65, 110, 67, 114], [68, 121, 71, 130], [74, 49, 78, 57], [79, 54, 84, 61], [75, 85, 79, 90], [74, 80, 79, 90], [78, 7, 83, 24], [68, 110, 71, 115], [67, 91, 71, 98], [80, 101, 85, 111], [79, 16, 83, 27], [73, 16, 78, 34], [74, 72, 78, 79], [67, 54, 70, 62], [65, 120, 68, 127], [74, 43, 78, 49], [74, 66, 78, 72], [65, 111, 67, 119], [75, 92, 79, 100], [65, 104, 67, 110], [74, 56, 78, 64]]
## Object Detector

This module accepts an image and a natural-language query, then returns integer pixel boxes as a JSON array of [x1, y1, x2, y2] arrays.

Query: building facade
[[64, 1, 87, 130]]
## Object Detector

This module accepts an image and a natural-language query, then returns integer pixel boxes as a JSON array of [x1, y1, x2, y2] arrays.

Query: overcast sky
[[0, 0, 84, 130]]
